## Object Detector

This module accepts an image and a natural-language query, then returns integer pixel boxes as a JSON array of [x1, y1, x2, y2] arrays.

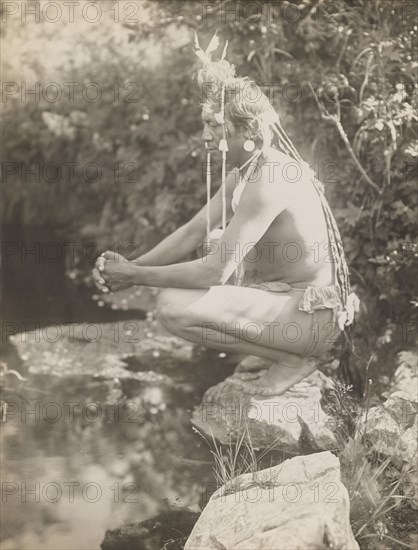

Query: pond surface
[[1, 226, 237, 550]]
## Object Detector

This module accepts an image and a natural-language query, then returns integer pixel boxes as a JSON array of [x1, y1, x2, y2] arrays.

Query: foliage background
[[2, 0, 417, 372]]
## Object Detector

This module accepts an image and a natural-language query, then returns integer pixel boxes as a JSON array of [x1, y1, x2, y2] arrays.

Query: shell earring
[[243, 139, 255, 152]]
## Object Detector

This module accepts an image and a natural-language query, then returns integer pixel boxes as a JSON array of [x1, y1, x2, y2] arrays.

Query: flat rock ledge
[[185, 451, 359, 550], [9, 322, 192, 381], [191, 370, 338, 454]]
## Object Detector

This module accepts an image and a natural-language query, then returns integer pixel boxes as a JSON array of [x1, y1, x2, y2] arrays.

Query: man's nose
[[201, 127, 213, 143]]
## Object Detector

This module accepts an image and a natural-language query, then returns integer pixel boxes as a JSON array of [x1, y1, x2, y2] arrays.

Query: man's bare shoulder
[[262, 148, 297, 168], [261, 149, 313, 190]]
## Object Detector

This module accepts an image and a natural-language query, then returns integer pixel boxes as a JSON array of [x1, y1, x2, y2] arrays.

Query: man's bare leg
[[157, 286, 318, 395], [171, 324, 316, 395]]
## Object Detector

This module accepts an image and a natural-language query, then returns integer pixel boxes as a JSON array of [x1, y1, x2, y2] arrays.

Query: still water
[[1, 227, 236, 549]]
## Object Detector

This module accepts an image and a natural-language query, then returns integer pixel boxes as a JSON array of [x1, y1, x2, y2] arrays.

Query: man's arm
[[131, 223, 204, 266], [132, 168, 238, 266], [101, 166, 285, 291]]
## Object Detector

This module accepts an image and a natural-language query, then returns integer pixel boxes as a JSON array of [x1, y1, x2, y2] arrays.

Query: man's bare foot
[[230, 359, 317, 396], [235, 355, 272, 373]]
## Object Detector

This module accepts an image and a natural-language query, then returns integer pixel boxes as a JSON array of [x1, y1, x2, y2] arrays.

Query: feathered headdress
[[193, 31, 236, 104]]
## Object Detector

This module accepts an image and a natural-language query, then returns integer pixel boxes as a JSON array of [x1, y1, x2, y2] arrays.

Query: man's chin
[[204, 148, 236, 169]]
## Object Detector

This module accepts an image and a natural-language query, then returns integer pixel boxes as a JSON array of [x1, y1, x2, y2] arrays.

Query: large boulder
[[191, 369, 337, 453], [185, 451, 359, 550]]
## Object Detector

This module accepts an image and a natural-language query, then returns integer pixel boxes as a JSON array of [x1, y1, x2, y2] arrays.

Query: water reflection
[[2, 226, 238, 549], [1, 366, 229, 550]]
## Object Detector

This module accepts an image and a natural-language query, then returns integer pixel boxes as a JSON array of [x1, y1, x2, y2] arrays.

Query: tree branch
[[309, 84, 382, 194]]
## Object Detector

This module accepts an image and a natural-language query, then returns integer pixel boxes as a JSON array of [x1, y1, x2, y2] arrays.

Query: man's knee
[[156, 289, 185, 331]]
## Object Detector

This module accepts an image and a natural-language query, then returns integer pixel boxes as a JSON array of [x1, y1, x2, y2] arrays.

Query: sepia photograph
[[1, 1, 417, 549]]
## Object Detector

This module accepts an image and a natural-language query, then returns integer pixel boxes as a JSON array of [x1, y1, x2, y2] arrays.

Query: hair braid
[[271, 119, 362, 394], [271, 122, 351, 312]]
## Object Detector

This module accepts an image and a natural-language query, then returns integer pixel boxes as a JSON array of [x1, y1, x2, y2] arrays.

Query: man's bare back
[[236, 149, 334, 288]]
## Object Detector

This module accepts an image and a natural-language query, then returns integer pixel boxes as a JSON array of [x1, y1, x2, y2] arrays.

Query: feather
[[205, 31, 219, 55], [194, 31, 201, 51], [195, 50, 207, 62], [221, 40, 229, 61]]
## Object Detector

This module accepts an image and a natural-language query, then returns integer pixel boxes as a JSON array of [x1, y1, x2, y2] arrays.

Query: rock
[[384, 391, 418, 430], [359, 389, 418, 507], [402, 415, 418, 465], [391, 351, 418, 402], [185, 451, 359, 550], [360, 406, 402, 457], [191, 370, 337, 453], [360, 391, 417, 465]]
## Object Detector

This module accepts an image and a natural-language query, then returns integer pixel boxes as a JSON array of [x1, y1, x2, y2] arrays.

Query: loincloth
[[242, 280, 344, 356], [243, 280, 342, 313]]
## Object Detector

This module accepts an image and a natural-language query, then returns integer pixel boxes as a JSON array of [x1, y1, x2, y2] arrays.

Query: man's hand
[[97, 251, 135, 293], [92, 251, 127, 293]]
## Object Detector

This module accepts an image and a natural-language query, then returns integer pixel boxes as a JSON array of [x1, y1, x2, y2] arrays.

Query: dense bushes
[[2, 0, 417, 361]]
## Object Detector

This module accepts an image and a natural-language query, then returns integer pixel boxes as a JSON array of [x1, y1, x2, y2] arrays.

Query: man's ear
[[243, 119, 258, 139], [225, 119, 237, 136]]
